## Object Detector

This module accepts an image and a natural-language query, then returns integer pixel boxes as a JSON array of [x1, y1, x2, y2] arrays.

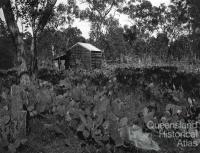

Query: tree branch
[[36, 0, 57, 34], [2, 1, 19, 40], [104, 0, 115, 17]]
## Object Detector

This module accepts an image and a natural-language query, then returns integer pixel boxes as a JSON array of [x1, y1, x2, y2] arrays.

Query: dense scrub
[[1, 66, 200, 153]]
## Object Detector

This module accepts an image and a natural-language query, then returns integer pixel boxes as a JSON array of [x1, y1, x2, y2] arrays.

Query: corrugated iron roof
[[53, 42, 102, 60], [71, 42, 102, 52]]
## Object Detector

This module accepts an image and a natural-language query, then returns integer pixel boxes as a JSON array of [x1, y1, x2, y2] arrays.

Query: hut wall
[[91, 51, 102, 69], [69, 46, 91, 69]]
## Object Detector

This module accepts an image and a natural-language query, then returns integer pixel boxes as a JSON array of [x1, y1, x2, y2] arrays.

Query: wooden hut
[[54, 42, 103, 69]]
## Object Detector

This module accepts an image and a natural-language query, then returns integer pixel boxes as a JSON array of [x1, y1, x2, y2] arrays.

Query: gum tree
[[1, 0, 58, 79]]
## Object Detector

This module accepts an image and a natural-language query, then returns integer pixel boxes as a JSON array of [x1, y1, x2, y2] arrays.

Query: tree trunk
[[2, 0, 28, 74], [32, 0, 57, 74], [2, 0, 29, 142], [30, 31, 38, 75]]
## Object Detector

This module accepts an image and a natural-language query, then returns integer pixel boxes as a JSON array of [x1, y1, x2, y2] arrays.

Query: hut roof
[[53, 42, 102, 60], [70, 42, 101, 52]]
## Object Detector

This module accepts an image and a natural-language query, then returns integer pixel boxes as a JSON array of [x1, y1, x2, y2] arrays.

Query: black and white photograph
[[0, 0, 200, 153]]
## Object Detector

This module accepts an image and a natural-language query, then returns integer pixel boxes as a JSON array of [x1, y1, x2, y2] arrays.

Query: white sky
[[0, 0, 170, 38]]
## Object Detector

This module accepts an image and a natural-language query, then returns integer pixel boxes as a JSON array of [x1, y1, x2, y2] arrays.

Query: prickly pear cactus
[[10, 85, 27, 139], [0, 84, 27, 153]]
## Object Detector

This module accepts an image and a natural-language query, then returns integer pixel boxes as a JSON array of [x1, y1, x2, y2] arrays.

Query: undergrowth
[[1, 65, 200, 153]]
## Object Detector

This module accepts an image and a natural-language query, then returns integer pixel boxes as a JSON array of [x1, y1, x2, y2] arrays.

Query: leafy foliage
[[47, 1, 80, 28], [80, 0, 124, 40]]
